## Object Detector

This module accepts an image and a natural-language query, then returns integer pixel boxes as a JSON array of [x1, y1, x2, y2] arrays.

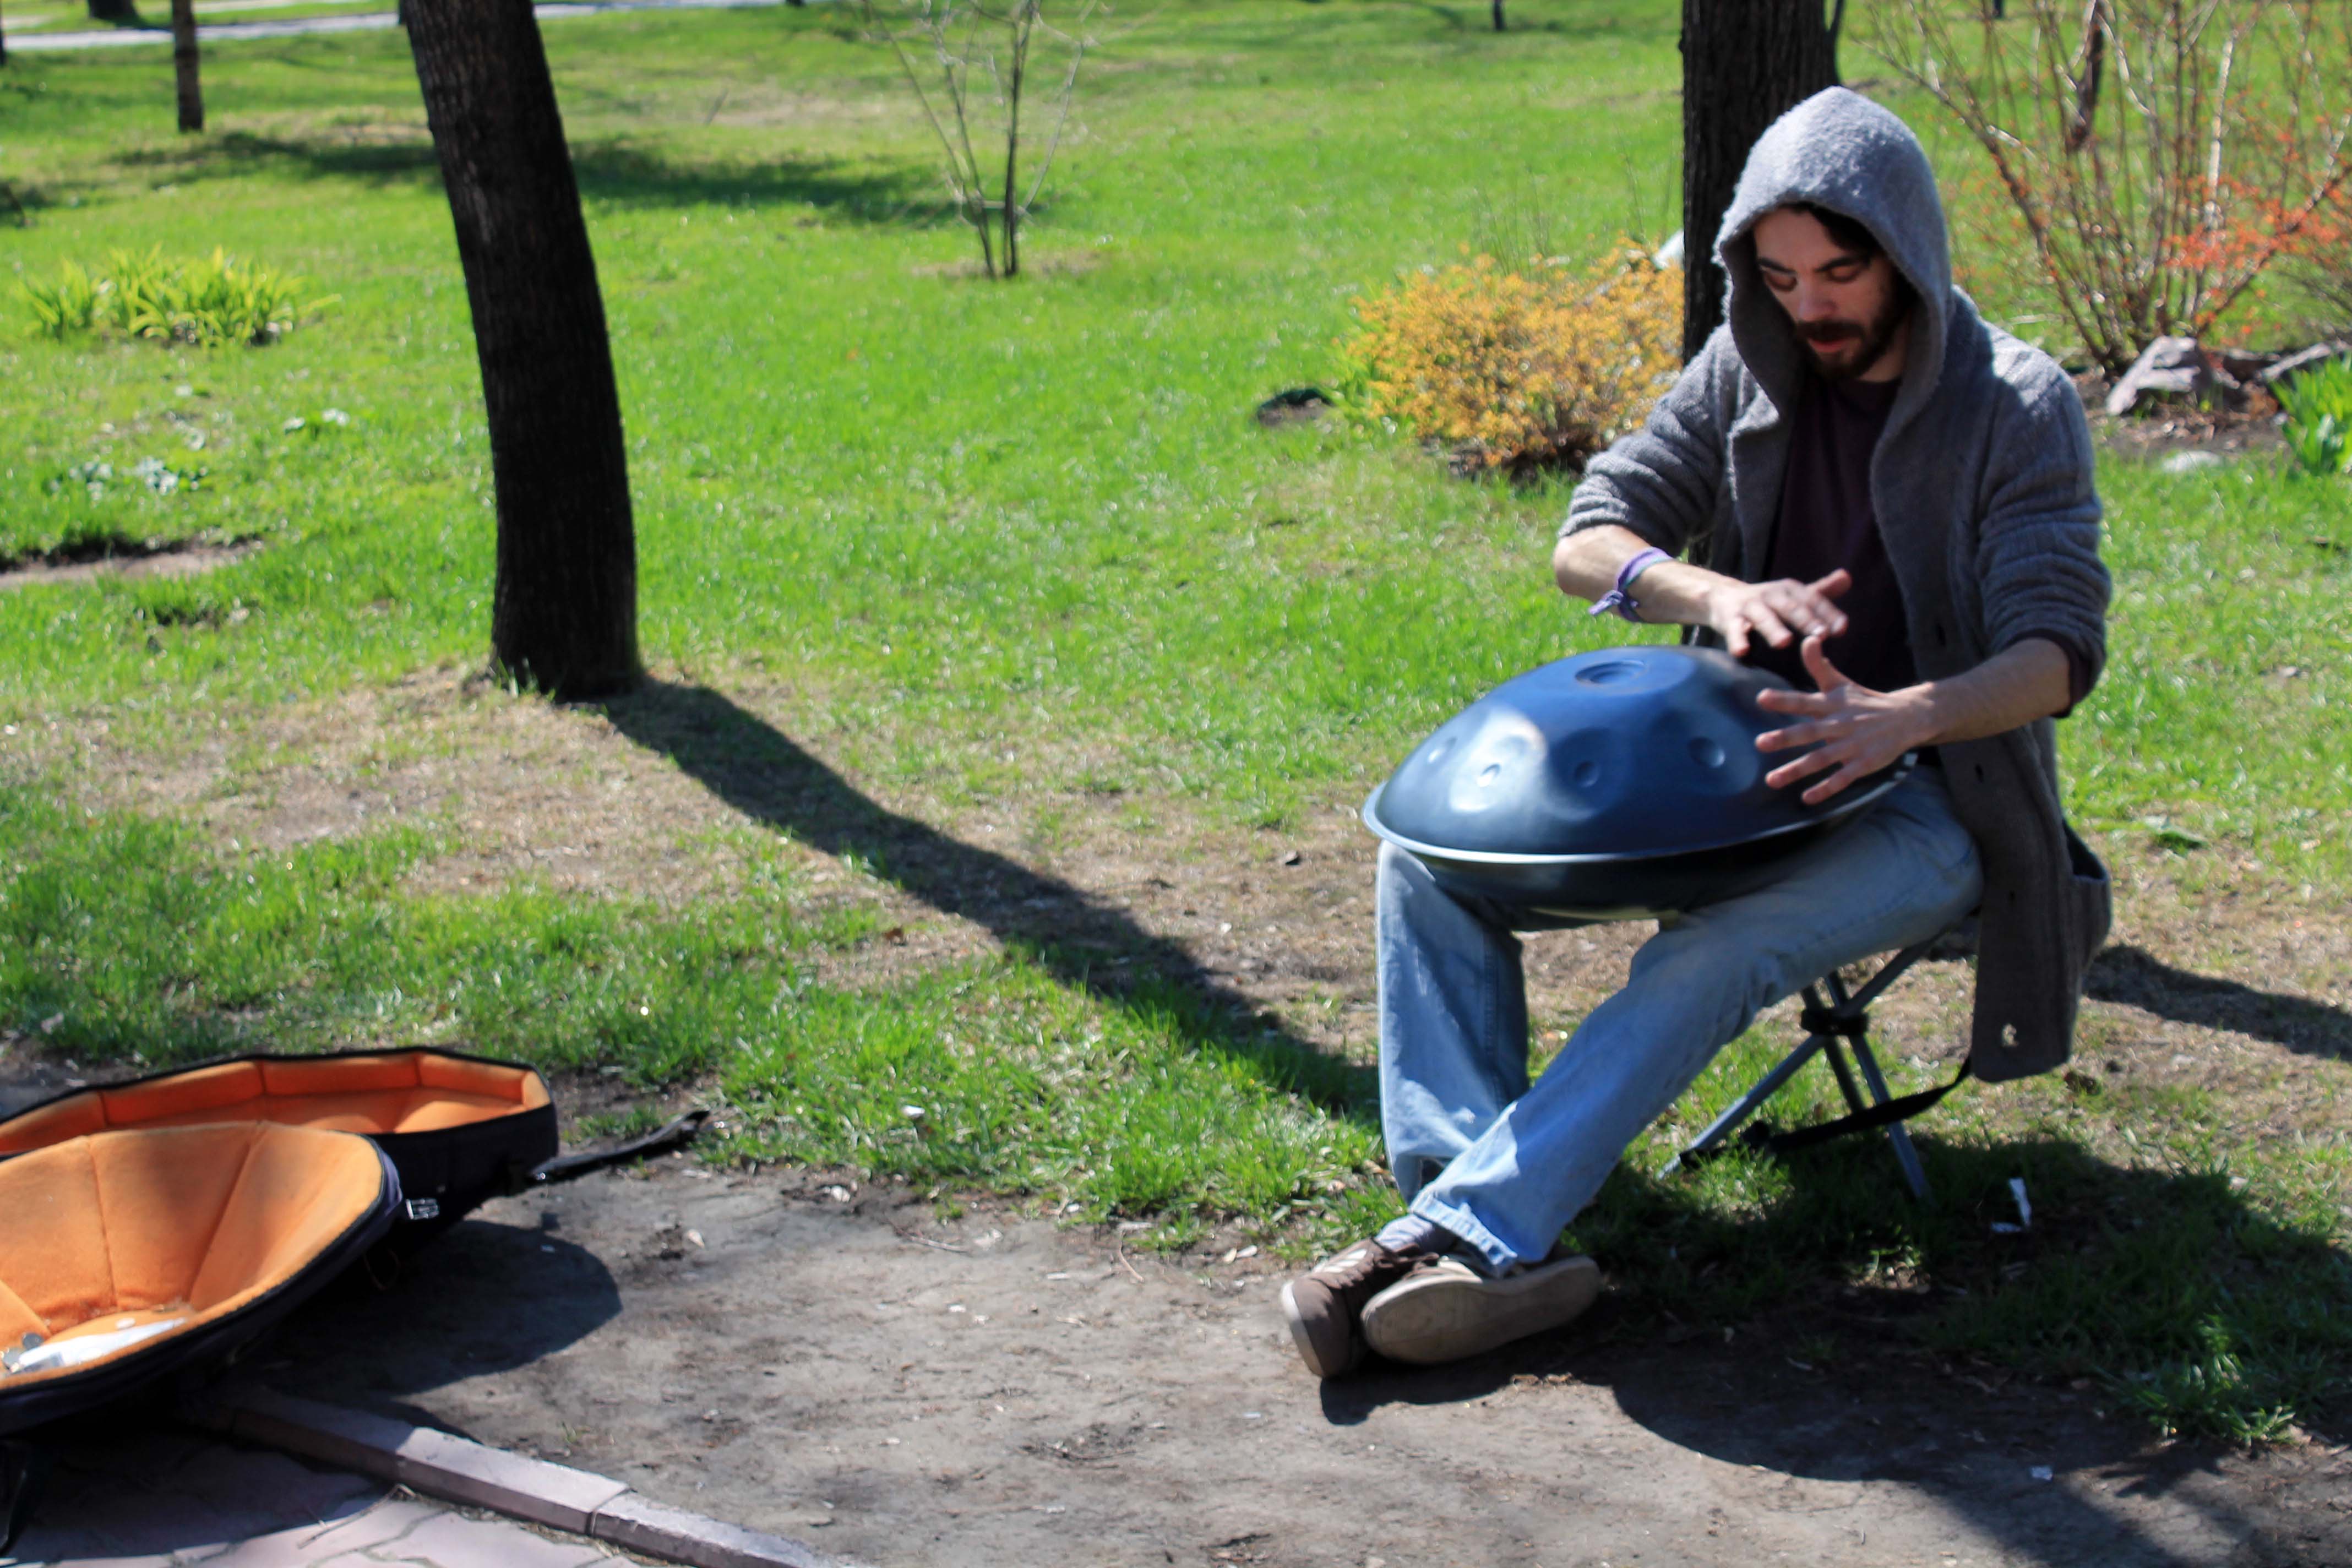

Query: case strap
[[526, 1109, 710, 1186], [1683, 1058, 1972, 1164], [1, 1442, 52, 1556]]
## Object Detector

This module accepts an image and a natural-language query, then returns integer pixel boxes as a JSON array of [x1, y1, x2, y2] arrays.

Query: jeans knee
[[1630, 933, 1787, 1039]]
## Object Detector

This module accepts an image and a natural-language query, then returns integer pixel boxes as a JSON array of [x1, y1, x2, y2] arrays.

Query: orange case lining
[[0, 1052, 549, 1156], [0, 1124, 385, 1382]]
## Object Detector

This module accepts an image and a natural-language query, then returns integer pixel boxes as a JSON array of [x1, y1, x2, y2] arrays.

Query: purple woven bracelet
[[1588, 546, 1672, 623]]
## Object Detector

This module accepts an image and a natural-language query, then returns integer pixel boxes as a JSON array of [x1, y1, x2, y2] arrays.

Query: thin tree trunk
[[2064, 0, 2106, 153], [85, 0, 141, 23], [1492, 0, 1505, 32], [172, 0, 202, 132], [1679, 0, 1842, 360], [2, 0, 10, 68], [402, 0, 640, 699], [1000, 7, 1027, 278]]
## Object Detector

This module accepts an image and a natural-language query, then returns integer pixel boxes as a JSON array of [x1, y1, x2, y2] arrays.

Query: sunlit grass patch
[[718, 957, 1382, 1221], [0, 786, 1385, 1227]]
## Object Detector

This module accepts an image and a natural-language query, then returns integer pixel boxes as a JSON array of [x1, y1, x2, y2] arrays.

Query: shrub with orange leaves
[[1860, 0, 2352, 372], [1341, 244, 1682, 476]]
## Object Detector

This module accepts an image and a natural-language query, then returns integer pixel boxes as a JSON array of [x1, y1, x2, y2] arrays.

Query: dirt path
[[244, 1162, 2349, 1568]]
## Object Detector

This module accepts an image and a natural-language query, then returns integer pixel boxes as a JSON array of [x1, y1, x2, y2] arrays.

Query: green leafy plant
[[15, 247, 335, 346], [2277, 356, 2352, 477], [17, 259, 103, 336]]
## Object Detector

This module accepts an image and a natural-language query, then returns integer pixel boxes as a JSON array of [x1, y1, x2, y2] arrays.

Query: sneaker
[[1359, 1253, 1602, 1366], [1279, 1239, 1440, 1378]]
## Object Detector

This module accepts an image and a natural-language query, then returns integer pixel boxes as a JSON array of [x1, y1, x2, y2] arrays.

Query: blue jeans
[[1376, 769, 1982, 1274]]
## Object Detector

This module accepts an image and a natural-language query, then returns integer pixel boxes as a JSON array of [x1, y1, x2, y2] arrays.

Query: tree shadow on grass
[[2086, 943, 2352, 1061], [598, 679, 1376, 1121], [570, 138, 943, 219], [1319, 1134, 2352, 1566], [108, 130, 941, 220]]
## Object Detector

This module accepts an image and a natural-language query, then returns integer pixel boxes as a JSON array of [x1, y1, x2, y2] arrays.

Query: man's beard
[[1796, 288, 1910, 382]]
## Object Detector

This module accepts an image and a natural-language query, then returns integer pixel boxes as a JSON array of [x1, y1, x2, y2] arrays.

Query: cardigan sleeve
[[1562, 325, 1739, 558], [1974, 364, 2111, 699]]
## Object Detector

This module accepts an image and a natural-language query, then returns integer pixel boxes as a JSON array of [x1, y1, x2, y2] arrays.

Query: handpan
[[1363, 644, 1912, 918]]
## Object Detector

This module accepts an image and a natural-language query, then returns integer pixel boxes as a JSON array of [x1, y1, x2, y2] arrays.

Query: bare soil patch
[[237, 1163, 2352, 1568], [2081, 378, 2290, 462], [0, 537, 261, 592], [47, 662, 2349, 1089]]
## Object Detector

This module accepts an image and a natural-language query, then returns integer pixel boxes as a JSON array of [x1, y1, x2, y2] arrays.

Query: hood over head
[[1715, 87, 1953, 431]]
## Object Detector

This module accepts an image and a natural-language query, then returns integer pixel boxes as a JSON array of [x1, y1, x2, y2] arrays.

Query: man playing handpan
[[1283, 87, 2112, 1376]]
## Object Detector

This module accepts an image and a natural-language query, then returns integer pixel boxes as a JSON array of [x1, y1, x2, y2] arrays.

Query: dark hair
[[1785, 201, 1882, 259]]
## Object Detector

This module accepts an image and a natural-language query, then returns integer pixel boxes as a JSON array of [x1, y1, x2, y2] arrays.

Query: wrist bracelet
[[1588, 546, 1672, 624]]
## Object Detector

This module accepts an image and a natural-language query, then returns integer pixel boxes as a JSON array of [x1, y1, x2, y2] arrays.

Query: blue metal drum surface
[[1364, 645, 1911, 916]]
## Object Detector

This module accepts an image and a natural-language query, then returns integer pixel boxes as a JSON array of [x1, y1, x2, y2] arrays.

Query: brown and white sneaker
[[1279, 1238, 1441, 1378], [1359, 1252, 1602, 1366]]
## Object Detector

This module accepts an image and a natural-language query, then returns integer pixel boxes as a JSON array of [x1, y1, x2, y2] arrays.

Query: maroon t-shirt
[[1748, 374, 1913, 696], [1747, 372, 2095, 709]]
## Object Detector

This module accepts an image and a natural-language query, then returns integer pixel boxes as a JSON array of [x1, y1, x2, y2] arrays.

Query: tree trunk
[[85, 0, 141, 23], [171, 0, 202, 132], [403, 0, 640, 699], [999, 4, 1028, 278], [2, 0, 10, 68], [1491, 0, 1504, 31], [1679, 0, 1842, 360]]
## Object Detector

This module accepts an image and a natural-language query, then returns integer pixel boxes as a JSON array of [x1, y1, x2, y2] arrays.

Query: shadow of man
[[1313, 1139, 2352, 1568], [2087, 943, 2352, 1060]]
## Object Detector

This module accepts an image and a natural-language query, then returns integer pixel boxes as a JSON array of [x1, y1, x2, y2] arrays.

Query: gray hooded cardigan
[[1562, 87, 2112, 1082]]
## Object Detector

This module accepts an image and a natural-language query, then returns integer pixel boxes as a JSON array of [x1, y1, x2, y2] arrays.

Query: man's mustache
[[1798, 320, 1863, 345]]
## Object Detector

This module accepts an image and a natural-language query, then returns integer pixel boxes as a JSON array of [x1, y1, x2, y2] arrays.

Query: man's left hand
[[1753, 636, 1937, 804]]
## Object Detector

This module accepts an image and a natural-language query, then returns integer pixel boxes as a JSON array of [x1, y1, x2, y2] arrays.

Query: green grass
[[2, 0, 2349, 1444], [5, 0, 395, 33], [0, 782, 1385, 1223]]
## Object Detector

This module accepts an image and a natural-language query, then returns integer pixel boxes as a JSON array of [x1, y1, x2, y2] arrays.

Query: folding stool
[[1662, 920, 1975, 1201]]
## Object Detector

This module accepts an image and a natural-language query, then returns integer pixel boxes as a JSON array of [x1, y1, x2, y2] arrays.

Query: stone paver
[[220, 1391, 630, 1534], [3, 1431, 630, 1568], [353, 1510, 619, 1568]]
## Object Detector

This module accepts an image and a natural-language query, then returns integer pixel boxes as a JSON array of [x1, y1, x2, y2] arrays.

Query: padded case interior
[[0, 1123, 388, 1387]]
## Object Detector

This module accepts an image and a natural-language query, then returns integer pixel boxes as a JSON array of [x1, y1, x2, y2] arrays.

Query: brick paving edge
[[185, 1387, 834, 1568]]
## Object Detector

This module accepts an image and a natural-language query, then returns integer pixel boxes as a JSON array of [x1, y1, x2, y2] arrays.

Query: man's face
[[1752, 206, 1909, 383]]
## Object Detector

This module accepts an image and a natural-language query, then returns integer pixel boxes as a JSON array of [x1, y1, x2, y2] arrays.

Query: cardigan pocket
[[2064, 821, 2111, 974]]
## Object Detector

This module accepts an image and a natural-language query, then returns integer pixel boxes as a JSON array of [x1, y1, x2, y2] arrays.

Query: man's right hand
[[1702, 569, 1852, 658], [1553, 527, 1853, 653]]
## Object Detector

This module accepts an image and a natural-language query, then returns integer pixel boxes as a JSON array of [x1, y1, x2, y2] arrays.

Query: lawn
[[2, 0, 2349, 1443]]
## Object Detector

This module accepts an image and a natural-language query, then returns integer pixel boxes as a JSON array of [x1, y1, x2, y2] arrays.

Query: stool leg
[[1664, 1035, 1826, 1175], [1848, 1031, 1932, 1202], [1822, 1038, 1869, 1115]]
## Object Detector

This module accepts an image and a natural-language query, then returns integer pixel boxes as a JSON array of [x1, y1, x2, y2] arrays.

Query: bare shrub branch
[[1858, 0, 2352, 370], [859, 0, 1103, 279]]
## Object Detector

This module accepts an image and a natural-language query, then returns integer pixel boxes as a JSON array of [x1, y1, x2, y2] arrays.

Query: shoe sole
[[1359, 1255, 1602, 1366], [1280, 1280, 1360, 1379]]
